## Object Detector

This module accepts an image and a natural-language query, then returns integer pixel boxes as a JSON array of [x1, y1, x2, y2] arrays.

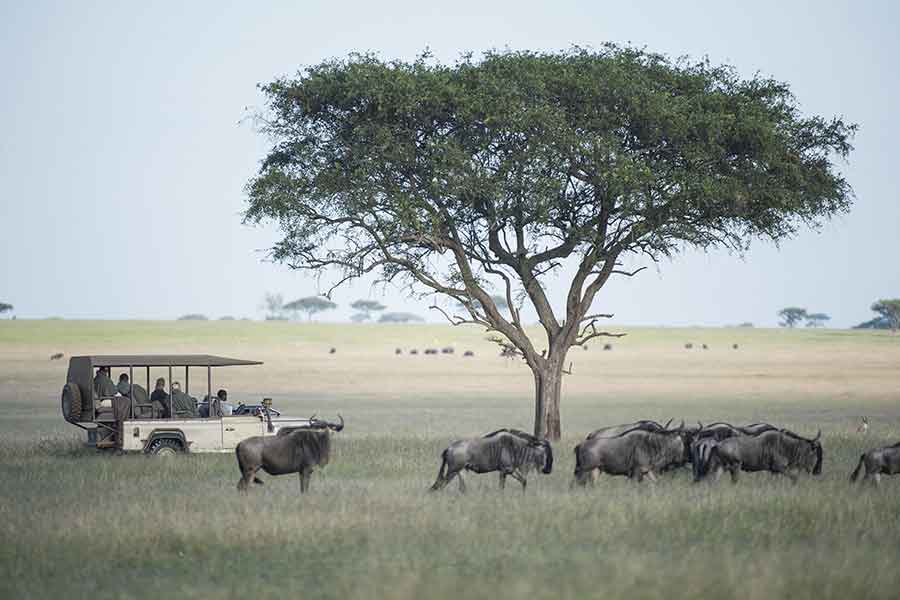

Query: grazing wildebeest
[[701, 344, 708, 350], [691, 437, 721, 481], [410, 349, 418, 355], [329, 347, 336, 354], [424, 348, 438, 355], [441, 347, 454, 354], [235, 416, 344, 493], [463, 350, 474, 357], [602, 343, 613, 351], [732, 343, 739, 350], [50, 352, 64, 361], [849, 442, 900, 485], [573, 427, 685, 486], [684, 343, 693, 349], [395, 348, 402, 355], [429, 429, 553, 493], [706, 429, 822, 484]]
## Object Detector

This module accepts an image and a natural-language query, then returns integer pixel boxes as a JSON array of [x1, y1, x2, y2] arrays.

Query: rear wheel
[[61, 383, 82, 422], [147, 438, 183, 456]]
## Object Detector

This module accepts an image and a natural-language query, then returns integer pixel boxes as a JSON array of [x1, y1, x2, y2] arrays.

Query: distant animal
[[684, 343, 693, 350], [603, 344, 613, 351], [701, 344, 708, 350], [732, 344, 739, 350], [235, 416, 344, 493], [849, 442, 900, 485], [329, 347, 336, 354], [573, 427, 685, 486], [463, 350, 474, 357], [441, 347, 454, 354], [705, 429, 822, 484], [395, 348, 402, 355], [430, 429, 553, 493], [410, 349, 418, 355], [424, 348, 438, 355], [856, 416, 869, 434], [49, 353, 64, 361]]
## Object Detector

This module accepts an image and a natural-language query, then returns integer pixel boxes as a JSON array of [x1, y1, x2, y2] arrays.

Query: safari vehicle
[[60, 355, 313, 454]]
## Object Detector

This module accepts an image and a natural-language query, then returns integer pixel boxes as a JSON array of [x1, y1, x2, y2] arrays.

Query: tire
[[61, 382, 83, 423], [147, 438, 184, 456]]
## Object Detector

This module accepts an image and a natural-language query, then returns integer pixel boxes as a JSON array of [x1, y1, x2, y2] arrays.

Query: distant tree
[[378, 312, 424, 323], [737, 322, 754, 328], [805, 313, 830, 327], [0, 303, 12, 318], [219, 316, 235, 320], [350, 299, 387, 322], [284, 296, 338, 321], [778, 307, 808, 328], [177, 314, 209, 321], [871, 299, 900, 333], [262, 292, 287, 320], [853, 316, 891, 330], [246, 47, 856, 439]]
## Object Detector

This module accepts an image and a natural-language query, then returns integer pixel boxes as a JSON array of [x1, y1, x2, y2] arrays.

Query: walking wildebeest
[[849, 442, 900, 485], [235, 416, 344, 493], [585, 419, 673, 439], [429, 429, 553, 493], [706, 429, 822, 484], [573, 427, 685, 486]]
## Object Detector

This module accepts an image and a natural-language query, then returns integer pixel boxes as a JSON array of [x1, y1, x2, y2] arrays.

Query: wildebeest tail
[[430, 448, 449, 491], [849, 453, 866, 482]]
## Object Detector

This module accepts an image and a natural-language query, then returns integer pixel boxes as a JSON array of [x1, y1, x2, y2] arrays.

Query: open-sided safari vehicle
[[61, 355, 314, 454]]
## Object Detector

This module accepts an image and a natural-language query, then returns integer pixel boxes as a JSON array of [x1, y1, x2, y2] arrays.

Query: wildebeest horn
[[813, 429, 821, 442], [697, 421, 703, 429], [329, 414, 344, 431], [663, 418, 673, 430]]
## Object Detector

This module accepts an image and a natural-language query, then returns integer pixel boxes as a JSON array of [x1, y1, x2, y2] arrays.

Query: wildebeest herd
[[234, 416, 900, 492]]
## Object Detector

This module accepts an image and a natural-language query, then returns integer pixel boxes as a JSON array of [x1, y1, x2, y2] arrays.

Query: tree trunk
[[532, 361, 565, 441]]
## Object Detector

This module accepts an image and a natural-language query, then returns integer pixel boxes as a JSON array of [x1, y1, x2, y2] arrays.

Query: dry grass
[[1, 320, 899, 599]]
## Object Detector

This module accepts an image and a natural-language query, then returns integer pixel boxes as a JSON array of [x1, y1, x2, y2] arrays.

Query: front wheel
[[147, 438, 184, 456]]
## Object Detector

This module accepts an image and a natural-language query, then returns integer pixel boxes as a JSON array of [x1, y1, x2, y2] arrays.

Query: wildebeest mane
[[483, 428, 542, 445], [284, 429, 331, 467]]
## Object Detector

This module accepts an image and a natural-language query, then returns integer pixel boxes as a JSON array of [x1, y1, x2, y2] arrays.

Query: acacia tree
[[246, 47, 855, 439], [284, 296, 338, 321], [805, 312, 830, 327], [350, 299, 387, 322], [871, 299, 900, 333], [0, 303, 12, 317], [778, 307, 808, 328]]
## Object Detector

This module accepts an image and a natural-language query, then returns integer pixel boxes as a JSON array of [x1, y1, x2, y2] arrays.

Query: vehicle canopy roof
[[78, 355, 263, 368]]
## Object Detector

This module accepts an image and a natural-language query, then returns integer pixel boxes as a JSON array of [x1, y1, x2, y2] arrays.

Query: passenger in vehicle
[[151, 378, 170, 418], [170, 381, 197, 418], [215, 389, 235, 416], [116, 373, 131, 396], [93, 367, 116, 398]]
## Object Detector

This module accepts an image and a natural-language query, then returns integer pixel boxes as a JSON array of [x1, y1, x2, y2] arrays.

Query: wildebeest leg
[[253, 477, 264, 485], [632, 466, 644, 483], [872, 472, 881, 487], [590, 469, 600, 487], [457, 473, 467, 494], [645, 470, 658, 483], [499, 472, 506, 490], [237, 465, 259, 492], [509, 470, 527, 491], [729, 464, 740, 484], [299, 467, 312, 493]]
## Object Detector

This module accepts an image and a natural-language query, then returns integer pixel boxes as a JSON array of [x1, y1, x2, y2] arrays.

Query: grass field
[[1, 320, 899, 599]]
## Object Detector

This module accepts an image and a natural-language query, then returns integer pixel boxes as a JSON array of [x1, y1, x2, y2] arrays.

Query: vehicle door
[[222, 416, 265, 449]]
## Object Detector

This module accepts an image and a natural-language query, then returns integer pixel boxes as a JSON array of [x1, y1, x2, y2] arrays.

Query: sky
[[1, 0, 897, 327]]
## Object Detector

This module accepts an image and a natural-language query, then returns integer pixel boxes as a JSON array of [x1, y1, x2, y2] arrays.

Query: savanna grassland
[[1, 320, 899, 600]]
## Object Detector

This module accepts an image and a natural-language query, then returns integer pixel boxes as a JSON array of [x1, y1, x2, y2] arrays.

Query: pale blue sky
[[1, 1, 897, 327]]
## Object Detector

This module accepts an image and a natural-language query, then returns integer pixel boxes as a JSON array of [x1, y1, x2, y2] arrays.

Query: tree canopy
[[246, 46, 855, 438], [870, 299, 900, 332], [378, 312, 424, 323], [284, 296, 338, 320], [805, 312, 830, 327], [0, 303, 12, 315], [778, 307, 808, 328]]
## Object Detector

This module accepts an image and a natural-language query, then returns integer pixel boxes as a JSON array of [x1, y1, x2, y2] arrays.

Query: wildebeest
[[429, 429, 553, 493], [441, 346, 454, 354], [463, 350, 474, 357], [849, 442, 900, 485], [235, 416, 344, 492], [424, 348, 438, 355], [410, 349, 418, 355], [684, 343, 693, 349], [585, 419, 672, 440], [395, 348, 402, 355], [603, 343, 613, 351], [573, 427, 685, 486], [705, 429, 822, 484], [50, 352, 64, 361], [329, 347, 337, 354], [701, 344, 708, 350]]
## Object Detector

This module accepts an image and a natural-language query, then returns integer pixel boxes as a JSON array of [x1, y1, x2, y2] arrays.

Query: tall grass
[[1, 321, 898, 599]]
